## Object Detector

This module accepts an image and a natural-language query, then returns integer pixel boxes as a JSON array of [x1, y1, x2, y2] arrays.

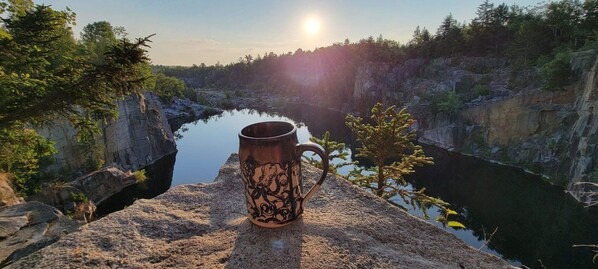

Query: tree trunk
[[376, 164, 384, 197]]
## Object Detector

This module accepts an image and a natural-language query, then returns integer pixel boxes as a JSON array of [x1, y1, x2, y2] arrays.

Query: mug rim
[[239, 121, 297, 141]]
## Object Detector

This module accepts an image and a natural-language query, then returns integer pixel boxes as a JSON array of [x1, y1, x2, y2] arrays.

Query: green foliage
[[70, 115, 104, 173], [345, 103, 448, 214], [0, 128, 56, 193], [303, 131, 353, 174], [539, 51, 572, 91], [133, 170, 147, 183], [0, 4, 153, 131], [69, 191, 88, 203], [152, 72, 186, 103], [4, 0, 33, 17], [79, 21, 118, 65], [435, 209, 466, 229], [217, 99, 235, 109], [196, 92, 209, 105], [473, 84, 489, 97], [430, 91, 463, 114], [0, 3, 153, 196], [133, 169, 149, 191], [182, 87, 198, 102]]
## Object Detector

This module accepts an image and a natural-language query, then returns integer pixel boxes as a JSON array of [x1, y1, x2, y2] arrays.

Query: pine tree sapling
[[303, 131, 353, 174], [346, 103, 459, 224]]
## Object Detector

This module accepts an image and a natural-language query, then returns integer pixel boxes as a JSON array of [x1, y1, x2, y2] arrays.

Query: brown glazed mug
[[239, 121, 329, 228]]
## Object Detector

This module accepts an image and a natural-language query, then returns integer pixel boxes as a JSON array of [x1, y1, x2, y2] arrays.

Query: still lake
[[172, 107, 598, 269]]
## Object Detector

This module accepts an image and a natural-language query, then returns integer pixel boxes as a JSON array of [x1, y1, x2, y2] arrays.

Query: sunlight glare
[[304, 17, 320, 34]]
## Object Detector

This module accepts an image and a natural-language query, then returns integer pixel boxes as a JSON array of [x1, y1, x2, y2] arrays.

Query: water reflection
[[409, 146, 598, 269], [173, 107, 598, 269]]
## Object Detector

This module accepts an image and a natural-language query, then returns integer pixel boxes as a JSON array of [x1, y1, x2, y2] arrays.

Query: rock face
[[566, 52, 598, 200], [8, 154, 512, 269], [0, 201, 79, 266], [425, 54, 598, 199], [102, 93, 177, 171], [37, 92, 177, 172], [348, 52, 598, 203]]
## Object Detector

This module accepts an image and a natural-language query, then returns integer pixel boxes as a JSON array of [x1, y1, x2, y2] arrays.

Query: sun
[[304, 17, 320, 34]]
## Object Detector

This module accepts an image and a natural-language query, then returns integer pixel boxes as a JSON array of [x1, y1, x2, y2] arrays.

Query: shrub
[[183, 88, 198, 102], [430, 91, 463, 114], [473, 84, 489, 97], [69, 191, 88, 203], [133, 170, 149, 191], [133, 170, 147, 183], [0, 128, 57, 194], [540, 51, 572, 91]]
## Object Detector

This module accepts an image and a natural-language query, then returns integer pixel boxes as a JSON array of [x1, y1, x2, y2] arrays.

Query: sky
[[39, 0, 544, 66]]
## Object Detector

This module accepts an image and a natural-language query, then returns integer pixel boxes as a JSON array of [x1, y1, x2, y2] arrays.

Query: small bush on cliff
[[473, 84, 489, 97], [69, 191, 88, 203], [345, 103, 459, 224], [430, 91, 463, 115], [134, 170, 149, 190], [133, 170, 147, 183], [540, 51, 572, 91]]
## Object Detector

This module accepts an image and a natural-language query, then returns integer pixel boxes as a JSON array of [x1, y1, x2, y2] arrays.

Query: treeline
[[156, 0, 598, 100]]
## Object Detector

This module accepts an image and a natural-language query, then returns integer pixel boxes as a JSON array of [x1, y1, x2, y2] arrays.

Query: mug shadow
[[225, 218, 304, 269]]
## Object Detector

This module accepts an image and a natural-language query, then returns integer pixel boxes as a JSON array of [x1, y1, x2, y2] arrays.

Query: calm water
[[172, 107, 598, 269]]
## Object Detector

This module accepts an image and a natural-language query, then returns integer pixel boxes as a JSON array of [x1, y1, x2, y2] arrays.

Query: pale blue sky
[[39, 0, 544, 66]]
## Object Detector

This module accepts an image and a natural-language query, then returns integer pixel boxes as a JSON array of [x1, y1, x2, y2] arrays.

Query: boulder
[[29, 166, 137, 208], [8, 154, 512, 269], [70, 167, 136, 205], [0, 201, 79, 266]]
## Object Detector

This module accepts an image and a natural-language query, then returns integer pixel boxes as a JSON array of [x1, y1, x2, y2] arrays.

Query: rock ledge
[[8, 154, 512, 269]]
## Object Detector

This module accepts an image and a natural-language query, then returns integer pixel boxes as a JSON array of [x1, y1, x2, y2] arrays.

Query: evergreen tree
[[435, 14, 463, 56], [0, 2, 153, 192], [345, 103, 447, 210], [79, 21, 118, 64], [0, 5, 153, 130]]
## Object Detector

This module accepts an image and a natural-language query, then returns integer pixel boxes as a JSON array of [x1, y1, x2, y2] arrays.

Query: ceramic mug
[[238, 121, 329, 228]]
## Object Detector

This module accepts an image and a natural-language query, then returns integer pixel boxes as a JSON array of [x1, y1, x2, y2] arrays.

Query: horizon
[[39, 0, 543, 66]]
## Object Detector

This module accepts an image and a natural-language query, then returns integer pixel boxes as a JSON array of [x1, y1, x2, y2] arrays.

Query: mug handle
[[296, 142, 330, 203]]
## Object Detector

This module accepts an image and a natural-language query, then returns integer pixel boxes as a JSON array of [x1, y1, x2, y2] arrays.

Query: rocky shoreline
[[163, 97, 223, 132]]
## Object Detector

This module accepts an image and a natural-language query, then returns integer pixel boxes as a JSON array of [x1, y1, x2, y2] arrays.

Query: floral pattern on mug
[[241, 156, 303, 224]]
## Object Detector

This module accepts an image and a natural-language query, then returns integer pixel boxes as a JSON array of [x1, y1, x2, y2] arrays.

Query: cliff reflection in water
[[410, 146, 598, 269]]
